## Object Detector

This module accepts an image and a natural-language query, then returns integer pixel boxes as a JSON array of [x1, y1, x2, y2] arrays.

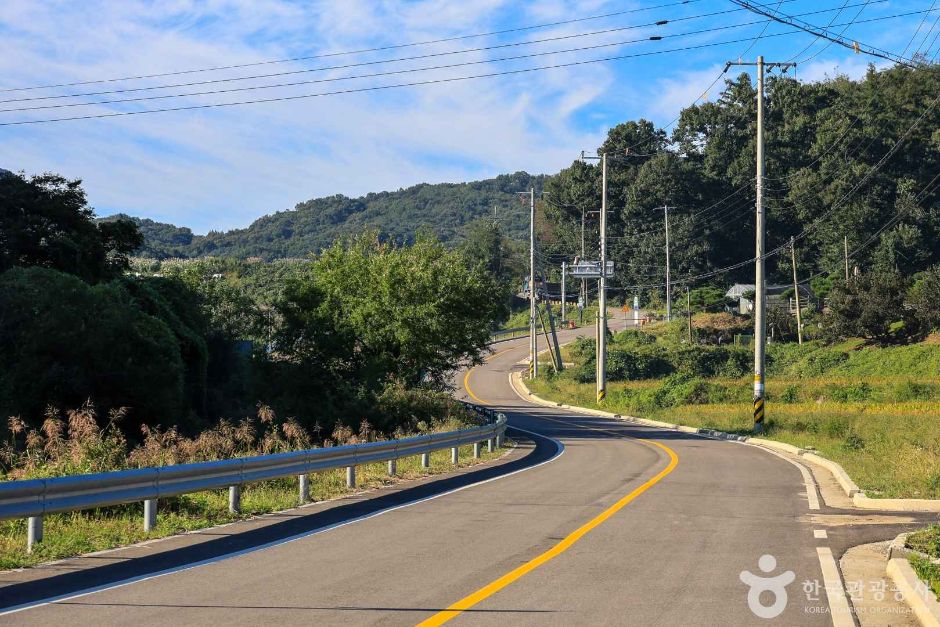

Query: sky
[[0, 0, 935, 233]]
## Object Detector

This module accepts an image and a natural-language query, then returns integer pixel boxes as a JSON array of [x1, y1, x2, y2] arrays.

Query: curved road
[[3, 327, 913, 626]]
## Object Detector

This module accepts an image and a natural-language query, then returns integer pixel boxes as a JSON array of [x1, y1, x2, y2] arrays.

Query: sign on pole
[[568, 260, 614, 279]]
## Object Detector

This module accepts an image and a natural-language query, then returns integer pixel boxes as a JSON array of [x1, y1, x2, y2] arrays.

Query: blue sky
[[0, 0, 934, 233]]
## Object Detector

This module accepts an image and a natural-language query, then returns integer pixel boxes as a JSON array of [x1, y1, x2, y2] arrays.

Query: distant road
[[0, 323, 929, 625]]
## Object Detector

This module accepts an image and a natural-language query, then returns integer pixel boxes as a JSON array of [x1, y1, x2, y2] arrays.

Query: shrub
[[672, 346, 750, 378], [612, 329, 656, 347], [606, 348, 674, 381], [795, 349, 849, 377], [824, 382, 873, 402]]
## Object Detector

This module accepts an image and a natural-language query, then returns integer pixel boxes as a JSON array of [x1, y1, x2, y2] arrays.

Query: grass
[[907, 525, 940, 599], [530, 360, 940, 500], [0, 441, 509, 570]]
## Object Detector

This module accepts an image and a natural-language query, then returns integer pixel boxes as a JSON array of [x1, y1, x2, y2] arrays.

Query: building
[[725, 283, 816, 315]]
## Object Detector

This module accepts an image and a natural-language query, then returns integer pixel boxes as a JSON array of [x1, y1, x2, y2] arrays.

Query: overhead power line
[[730, 0, 928, 68], [0, 32, 797, 126], [0, 1, 871, 107], [0, 0, 709, 94]]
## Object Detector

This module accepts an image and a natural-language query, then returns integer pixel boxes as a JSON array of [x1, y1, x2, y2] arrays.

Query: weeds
[[0, 399, 500, 570]]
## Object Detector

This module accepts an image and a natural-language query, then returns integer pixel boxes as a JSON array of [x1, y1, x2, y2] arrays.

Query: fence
[[0, 404, 507, 551]]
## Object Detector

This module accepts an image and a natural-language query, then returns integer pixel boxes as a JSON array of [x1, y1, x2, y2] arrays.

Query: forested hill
[[111, 171, 545, 259]]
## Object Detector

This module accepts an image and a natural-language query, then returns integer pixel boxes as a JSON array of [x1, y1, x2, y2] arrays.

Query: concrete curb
[[885, 543, 940, 627], [512, 373, 940, 513]]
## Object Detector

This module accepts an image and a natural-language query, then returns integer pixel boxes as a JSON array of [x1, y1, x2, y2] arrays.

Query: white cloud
[[0, 0, 619, 232]]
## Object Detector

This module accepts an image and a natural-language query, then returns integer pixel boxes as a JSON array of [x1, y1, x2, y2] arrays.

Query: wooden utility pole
[[686, 286, 693, 343], [790, 236, 803, 345]]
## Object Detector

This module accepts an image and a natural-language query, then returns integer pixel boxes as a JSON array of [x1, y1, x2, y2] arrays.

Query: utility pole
[[657, 205, 675, 321], [580, 203, 587, 314], [844, 235, 850, 285], [597, 154, 608, 403], [726, 55, 795, 434], [528, 188, 538, 379], [687, 286, 693, 343], [561, 262, 567, 322], [791, 236, 803, 345]]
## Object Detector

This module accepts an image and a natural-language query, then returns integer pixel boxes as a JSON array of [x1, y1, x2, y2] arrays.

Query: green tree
[[907, 265, 940, 335], [825, 272, 915, 343], [0, 171, 142, 282], [0, 267, 186, 431]]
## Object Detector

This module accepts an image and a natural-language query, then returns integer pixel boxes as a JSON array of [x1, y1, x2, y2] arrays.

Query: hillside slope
[[111, 171, 544, 259]]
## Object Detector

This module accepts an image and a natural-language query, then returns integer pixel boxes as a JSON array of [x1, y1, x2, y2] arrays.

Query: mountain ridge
[[106, 171, 545, 259]]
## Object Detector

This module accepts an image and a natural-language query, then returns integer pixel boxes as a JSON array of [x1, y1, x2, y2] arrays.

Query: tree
[[0, 171, 142, 282], [308, 233, 507, 390], [0, 267, 186, 431], [906, 265, 940, 335], [825, 271, 915, 343]]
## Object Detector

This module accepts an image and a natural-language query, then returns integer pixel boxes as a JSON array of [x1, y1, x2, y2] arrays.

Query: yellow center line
[[422, 381, 679, 626], [462, 347, 515, 406]]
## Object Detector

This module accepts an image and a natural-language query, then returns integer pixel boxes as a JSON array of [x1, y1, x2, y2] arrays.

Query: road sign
[[569, 260, 614, 279]]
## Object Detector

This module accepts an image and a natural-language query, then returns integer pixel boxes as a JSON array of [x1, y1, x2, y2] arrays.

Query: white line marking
[[816, 546, 855, 626], [0, 427, 564, 617], [814, 529, 828, 539], [743, 445, 821, 511]]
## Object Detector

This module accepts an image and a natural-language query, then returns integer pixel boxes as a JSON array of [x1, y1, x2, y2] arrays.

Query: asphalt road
[[0, 320, 931, 625]]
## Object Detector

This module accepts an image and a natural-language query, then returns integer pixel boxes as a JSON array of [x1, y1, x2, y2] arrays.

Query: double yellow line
[[420, 350, 679, 626]]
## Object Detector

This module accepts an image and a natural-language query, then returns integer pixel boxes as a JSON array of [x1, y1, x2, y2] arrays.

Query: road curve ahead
[[1, 328, 833, 626]]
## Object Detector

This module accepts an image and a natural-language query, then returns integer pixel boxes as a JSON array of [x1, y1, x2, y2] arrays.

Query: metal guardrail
[[2, 407, 507, 551], [490, 326, 529, 342]]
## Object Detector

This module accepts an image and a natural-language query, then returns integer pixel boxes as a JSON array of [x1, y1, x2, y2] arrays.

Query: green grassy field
[[0, 442, 508, 570], [530, 325, 940, 500]]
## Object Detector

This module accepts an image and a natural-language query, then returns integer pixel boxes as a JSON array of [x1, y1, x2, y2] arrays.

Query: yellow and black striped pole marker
[[597, 388, 606, 403], [753, 374, 765, 432]]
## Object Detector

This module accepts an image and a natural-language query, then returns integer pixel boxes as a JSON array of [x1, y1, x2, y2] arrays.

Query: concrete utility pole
[[687, 286, 693, 343], [561, 262, 567, 322], [791, 236, 803, 345], [658, 205, 675, 321], [726, 55, 795, 434], [528, 188, 538, 378], [844, 235, 850, 285], [597, 154, 608, 403], [580, 208, 586, 313]]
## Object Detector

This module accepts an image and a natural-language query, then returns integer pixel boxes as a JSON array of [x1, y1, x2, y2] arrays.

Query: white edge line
[[0, 426, 564, 617], [817, 546, 855, 627], [747, 445, 821, 511]]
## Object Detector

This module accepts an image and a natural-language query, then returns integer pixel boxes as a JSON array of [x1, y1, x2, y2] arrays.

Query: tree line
[[1, 170, 508, 441]]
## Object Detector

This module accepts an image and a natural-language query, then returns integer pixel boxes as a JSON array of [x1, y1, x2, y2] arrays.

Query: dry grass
[[0, 401, 506, 570]]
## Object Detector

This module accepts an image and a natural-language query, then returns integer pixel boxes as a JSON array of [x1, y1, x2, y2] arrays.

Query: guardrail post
[[228, 485, 241, 514], [346, 465, 356, 488], [421, 452, 430, 469], [27, 516, 42, 552], [387, 459, 397, 476], [488, 438, 495, 453], [473, 442, 481, 459], [299, 474, 310, 504], [451, 447, 458, 464], [496, 433, 504, 448], [144, 498, 157, 532]]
